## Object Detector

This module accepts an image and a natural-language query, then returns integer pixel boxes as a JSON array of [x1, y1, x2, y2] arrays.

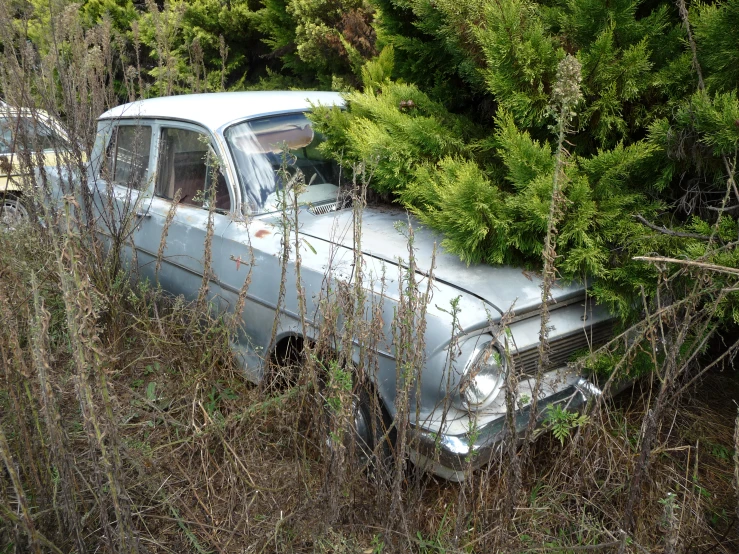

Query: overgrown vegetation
[[2, 0, 739, 552]]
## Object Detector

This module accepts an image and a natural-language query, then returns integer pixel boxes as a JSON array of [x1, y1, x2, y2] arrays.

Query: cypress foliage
[[312, 79, 480, 195], [314, 0, 739, 321], [254, 0, 377, 88], [694, 0, 739, 94], [368, 0, 483, 109]]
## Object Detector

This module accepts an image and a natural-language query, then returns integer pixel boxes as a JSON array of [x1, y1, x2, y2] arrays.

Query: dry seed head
[[61, 4, 81, 32], [551, 54, 583, 118], [85, 45, 104, 73]]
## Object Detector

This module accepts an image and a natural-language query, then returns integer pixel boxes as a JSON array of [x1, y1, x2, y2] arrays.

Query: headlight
[[459, 342, 505, 410]]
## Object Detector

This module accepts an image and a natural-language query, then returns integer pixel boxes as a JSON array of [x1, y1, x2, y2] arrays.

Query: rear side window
[[0, 117, 13, 154], [155, 127, 230, 212], [0, 116, 64, 155], [103, 124, 152, 189]]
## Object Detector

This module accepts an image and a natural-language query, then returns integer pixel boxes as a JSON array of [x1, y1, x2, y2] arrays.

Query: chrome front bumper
[[409, 377, 602, 481]]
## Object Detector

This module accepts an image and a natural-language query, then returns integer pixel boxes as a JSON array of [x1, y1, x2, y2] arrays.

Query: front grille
[[309, 201, 340, 215], [512, 320, 614, 375]]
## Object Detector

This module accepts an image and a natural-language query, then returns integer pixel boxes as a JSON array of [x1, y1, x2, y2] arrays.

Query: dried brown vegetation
[[2, 5, 739, 554]]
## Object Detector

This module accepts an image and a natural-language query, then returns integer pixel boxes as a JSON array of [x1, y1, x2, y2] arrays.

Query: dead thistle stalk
[[31, 274, 86, 553], [525, 54, 582, 461], [56, 206, 139, 553]]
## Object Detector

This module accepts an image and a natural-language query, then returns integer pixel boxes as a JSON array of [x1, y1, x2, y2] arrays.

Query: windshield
[[224, 112, 341, 213]]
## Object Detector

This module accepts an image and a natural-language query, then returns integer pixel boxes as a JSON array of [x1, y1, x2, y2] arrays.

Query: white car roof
[[98, 91, 344, 130]]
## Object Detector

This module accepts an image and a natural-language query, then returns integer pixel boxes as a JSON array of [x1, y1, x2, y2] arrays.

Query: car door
[[133, 121, 233, 302], [91, 120, 155, 268]]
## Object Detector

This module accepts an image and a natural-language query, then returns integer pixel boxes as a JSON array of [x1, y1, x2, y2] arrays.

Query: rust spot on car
[[255, 229, 270, 238]]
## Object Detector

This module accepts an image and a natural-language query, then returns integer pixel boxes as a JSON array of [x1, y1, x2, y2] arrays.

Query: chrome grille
[[512, 320, 614, 375], [309, 201, 340, 215]]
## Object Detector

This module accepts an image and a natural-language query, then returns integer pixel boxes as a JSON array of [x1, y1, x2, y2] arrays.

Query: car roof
[[1, 104, 54, 119], [98, 91, 344, 130]]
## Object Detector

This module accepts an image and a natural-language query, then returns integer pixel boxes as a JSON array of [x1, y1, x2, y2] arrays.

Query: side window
[[0, 116, 63, 154], [102, 124, 152, 189], [0, 117, 13, 154], [22, 117, 61, 151], [155, 127, 230, 212]]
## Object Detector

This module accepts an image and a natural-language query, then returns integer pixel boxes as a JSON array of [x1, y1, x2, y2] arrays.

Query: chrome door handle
[[134, 211, 151, 219]]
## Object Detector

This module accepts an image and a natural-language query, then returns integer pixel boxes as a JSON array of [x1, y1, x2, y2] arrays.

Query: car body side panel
[[2, 107, 74, 197], [2, 152, 61, 192], [217, 212, 483, 419], [1, 173, 23, 192]]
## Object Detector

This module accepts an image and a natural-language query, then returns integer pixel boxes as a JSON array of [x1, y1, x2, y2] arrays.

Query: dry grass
[[2, 189, 739, 554]]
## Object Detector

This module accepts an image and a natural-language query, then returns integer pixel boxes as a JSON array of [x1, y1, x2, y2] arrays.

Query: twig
[[0, 504, 64, 554], [524, 541, 624, 552], [234, 384, 307, 421], [698, 516, 737, 554], [168, 504, 212, 554], [634, 214, 711, 241], [633, 256, 739, 276], [676, 0, 705, 90], [675, 335, 739, 398], [706, 204, 739, 212]]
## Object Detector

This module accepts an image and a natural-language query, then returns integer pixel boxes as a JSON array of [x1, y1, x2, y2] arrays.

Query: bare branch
[[634, 214, 712, 241], [634, 255, 739, 276]]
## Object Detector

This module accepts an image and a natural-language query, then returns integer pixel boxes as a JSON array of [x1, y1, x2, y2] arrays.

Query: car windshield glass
[[224, 113, 341, 213]]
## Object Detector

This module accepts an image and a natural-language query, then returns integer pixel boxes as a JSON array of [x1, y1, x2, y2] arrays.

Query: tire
[[325, 371, 396, 474], [272, 339, 396, 474], [0, 193, 29, 230], [354, 384, 396, 472]]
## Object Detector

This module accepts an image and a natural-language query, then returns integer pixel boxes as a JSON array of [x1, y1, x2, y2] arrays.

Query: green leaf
[[145, 381, 157, 403], [302, 238, 317, 255]]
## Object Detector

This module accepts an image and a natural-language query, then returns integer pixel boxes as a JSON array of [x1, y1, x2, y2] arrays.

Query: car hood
[[298, 205, 587, 317]]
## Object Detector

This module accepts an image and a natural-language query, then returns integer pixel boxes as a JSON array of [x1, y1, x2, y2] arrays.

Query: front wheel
[[324, 370, 395, 474], [0, 193, 29, 230]]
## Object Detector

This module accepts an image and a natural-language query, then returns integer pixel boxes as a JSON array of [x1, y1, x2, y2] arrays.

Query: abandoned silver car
[[89, 91, 613, 480]]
